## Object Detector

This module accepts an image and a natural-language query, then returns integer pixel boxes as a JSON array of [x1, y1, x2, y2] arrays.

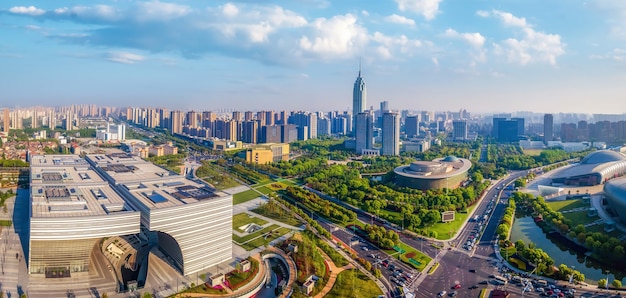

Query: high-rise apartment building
[[241, 121, 258, 144], [544, 114, 553, 144], [355, 112, 374, 154], [352, 66, 366, 132], [169, 110, 184, 134], [2, 108, 9, 132], [382, 112, 400, 156]]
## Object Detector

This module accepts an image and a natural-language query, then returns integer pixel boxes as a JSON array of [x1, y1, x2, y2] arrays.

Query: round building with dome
[[604, 177, 626, 224], [393, 156, 472, 191], [550, 150, 626, 186]]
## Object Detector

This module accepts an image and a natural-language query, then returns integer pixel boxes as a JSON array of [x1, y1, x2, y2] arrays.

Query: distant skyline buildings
[[352, 66, 367, 132], [381, 112, 400, 156]]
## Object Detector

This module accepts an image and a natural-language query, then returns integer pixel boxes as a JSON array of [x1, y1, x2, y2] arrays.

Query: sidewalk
[[313, 248, 353, 298]]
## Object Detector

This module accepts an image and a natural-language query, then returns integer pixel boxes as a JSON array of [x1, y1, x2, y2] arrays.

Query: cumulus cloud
[[395, 0, 443, 21], [9, 6, 44, 16], [6, 2, 425, 65], [443, 28, 485, 48], [480, 9, 564, 65], [105, 51, 146, 64], [384, 14, 415, 26]]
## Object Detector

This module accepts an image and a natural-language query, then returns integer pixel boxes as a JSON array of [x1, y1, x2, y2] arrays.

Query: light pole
[[606, 270, 610, 290]]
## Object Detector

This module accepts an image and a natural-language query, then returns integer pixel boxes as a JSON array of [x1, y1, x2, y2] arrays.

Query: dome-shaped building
[[393, 156, 471, 190], [604, 177, 626, 223], [550, 150, 626, 186]]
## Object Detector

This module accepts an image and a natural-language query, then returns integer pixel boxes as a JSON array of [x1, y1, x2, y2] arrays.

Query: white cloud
[[443, 28, 485, 48], [384, 14, 415, 26], [9, 6, 45, 16], [395, 0, 443, 21], [105, 51, 145, 64], [431, 57, 439, 65], [134, 1, 191, 21], [361, 10, 370, 17], [485, 10, 564, 65], [475, 10, 489, 18], [370, 32, 423, 59], [222, 3, 239, 18], [590, 48, 626, 62], [299, 14, 368, 58]]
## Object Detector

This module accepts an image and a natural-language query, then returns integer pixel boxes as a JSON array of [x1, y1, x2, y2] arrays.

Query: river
[[510, 215, 625, 284]]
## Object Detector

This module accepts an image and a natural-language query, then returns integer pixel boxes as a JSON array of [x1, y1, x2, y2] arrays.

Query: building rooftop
[[30, 155, 131, 218], [86, 153, 176, 183], [394, 156, 472, 180]]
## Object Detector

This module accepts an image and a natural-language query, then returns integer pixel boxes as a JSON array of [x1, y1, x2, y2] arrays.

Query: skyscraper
[[382, 112, 400, 156], [544, 114, 553, 144], [352, 64, 366, 132], [169, 110, 183, 134], [452, 120, 468, 141], [405, 116, 419, 138], [355, 112, 374, 154], [3, 108, 9, 132]]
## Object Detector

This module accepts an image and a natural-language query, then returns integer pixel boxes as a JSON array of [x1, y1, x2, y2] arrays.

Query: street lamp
[[606, 270, 610, 290]]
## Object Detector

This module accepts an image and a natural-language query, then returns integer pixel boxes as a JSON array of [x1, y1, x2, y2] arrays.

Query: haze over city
[[2, 0, 626, 112]]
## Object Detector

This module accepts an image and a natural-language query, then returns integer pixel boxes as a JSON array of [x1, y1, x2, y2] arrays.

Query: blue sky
[[1, 0, 626, 114]]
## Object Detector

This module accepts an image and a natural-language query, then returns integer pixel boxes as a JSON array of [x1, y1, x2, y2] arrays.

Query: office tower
[[382, 112, 400, 156], [3, 108, 9, 132], [169, 110, 183, 134], [380, 101, 389, 113], [405, 116, 419, 138], [281, 124, 298, 143], [355, 112, 374, 154], [317, 117, 331, 137], [544, 114, 553, 144], [493, 117, 524, 142], [241, 121, 258, 144], [352, 64, 366, 132], [452, 120, 468, 141], [260, 125, 282, 143]]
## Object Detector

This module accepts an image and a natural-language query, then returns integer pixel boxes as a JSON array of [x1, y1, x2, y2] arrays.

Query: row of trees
[[362, 224, 400, 249], [284, 186, 357, 225], [496, 199, 516, 240]]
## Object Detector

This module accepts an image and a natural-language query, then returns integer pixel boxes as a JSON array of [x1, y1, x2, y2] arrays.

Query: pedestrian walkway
[[313, 248, 353, 298]]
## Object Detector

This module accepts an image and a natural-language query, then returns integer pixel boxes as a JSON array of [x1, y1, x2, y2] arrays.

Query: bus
[[492, 275, 508, 285]]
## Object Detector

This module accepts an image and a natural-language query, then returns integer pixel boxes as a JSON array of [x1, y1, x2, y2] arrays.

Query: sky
[[1, 0, 626, 114]]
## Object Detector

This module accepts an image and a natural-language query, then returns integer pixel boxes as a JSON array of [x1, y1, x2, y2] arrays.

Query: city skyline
[[2, 0, 626, 113]]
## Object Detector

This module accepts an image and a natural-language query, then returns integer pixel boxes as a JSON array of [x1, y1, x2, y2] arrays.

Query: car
[[449, 291, 457, 297], [479, 280, 489, 285], [489, 274, 496, 278], [438, 291, 447, 297], [469, 269, 476, 273], [453, 284, 462, 289], [469, 285, 478, 289]]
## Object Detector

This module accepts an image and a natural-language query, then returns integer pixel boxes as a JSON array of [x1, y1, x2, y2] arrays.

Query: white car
[[438, 291, 447, 297]]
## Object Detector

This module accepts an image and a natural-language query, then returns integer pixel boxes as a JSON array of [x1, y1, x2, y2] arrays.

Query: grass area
[[233, 189, 261, 205], [325, 269, 382, 298], [585, 224, 623, 237], [523, 149, 544, 156], [429, 205, 476, 240], [232, 213, 268, 231], [253, 185, 275, 195], [240, 227, 291, 251], [195, 162, 241, 190], [226, 258, 259, 290], [179, 283, 227, 295], [562, 211, 599, 227], [232, 224, 279, 244], [545, 199, 589, 212], [509, 257, 526, 270], [251, 201, 302, 227], [265, 182, 287, 190], [0, 220, 12, 227], [383, 241, 431, 272], [500, 245, 517, 258]]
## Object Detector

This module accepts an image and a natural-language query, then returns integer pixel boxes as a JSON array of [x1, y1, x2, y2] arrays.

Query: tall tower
[[3, 108, 9, 132], [355, 112, 374, 154], [382, 111, 400, 156], [169, 110, 183, 134], [352, 61, 366, 133], [544, 114, 553, 144]]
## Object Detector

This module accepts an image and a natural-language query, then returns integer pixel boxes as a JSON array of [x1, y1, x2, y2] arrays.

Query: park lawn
[[241, 227, 291, 251], [280, 179, 301, 186], [226, 258, 259, 290], [325, 269, 382, 298], [181, 284, 227, 295], [197, 164, 241, 190], [232, 224, 280, 244], [585, 225, 623, 238], [233, 189, 261, 205], [232, 213, 268, 231], [251, 206, 302, 227], [500, 246, 517, 259], [253, 185, 275, 195], [562, 211, 598, 227], [523, 149, 543, 156], [264, 182, 287, 190], [545, 199, 588, 212], [429, 205, 476, 240]]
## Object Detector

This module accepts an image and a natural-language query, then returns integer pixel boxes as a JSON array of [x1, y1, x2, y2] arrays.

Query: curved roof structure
[[604, 177, 626, 223], [394, 156, 471, 180], [581, 150, 626, 164], [550, 150, 626, 186]]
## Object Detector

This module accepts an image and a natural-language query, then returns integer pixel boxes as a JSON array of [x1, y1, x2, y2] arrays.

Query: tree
[[613, 279, 622, 289], [598, 279, 607, 288]]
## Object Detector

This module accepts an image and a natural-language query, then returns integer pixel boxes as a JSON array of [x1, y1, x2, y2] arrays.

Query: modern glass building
[[605, 177, 626, 223], [352, 66, 366, 132], [550, 150, 626, 186]]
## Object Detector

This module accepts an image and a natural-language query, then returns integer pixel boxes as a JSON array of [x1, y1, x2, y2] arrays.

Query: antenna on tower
[[358, 56, 362, 76]]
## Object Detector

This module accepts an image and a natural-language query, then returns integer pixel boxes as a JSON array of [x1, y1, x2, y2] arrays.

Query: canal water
[[510, 215, 625, 284]]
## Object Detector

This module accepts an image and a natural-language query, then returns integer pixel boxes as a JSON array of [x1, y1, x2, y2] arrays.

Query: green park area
[[545, 199, 588, 212], [233, 189, 261, 205], [325, 269, 382, 298], [562, 211, 599, 227], [195, 162, 241, 190], [252, 200, 302, 227], [232, 213, 268, 230], [523, 149, 543, 156], [429, 205, 476, 240], [383, 241, 431, 272]]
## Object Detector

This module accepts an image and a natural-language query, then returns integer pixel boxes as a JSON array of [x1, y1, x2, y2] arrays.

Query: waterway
[[510, 215, 625, 284]]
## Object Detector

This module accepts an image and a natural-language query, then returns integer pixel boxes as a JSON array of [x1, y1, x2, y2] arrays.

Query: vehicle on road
[[469, 269, 476, 273], [438, 291, 447, 297], [453, 284, 461, 289]]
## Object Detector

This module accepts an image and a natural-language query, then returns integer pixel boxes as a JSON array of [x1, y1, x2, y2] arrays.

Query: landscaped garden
[[324, 269, 382, 298], [251, 199, 303, 227]]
